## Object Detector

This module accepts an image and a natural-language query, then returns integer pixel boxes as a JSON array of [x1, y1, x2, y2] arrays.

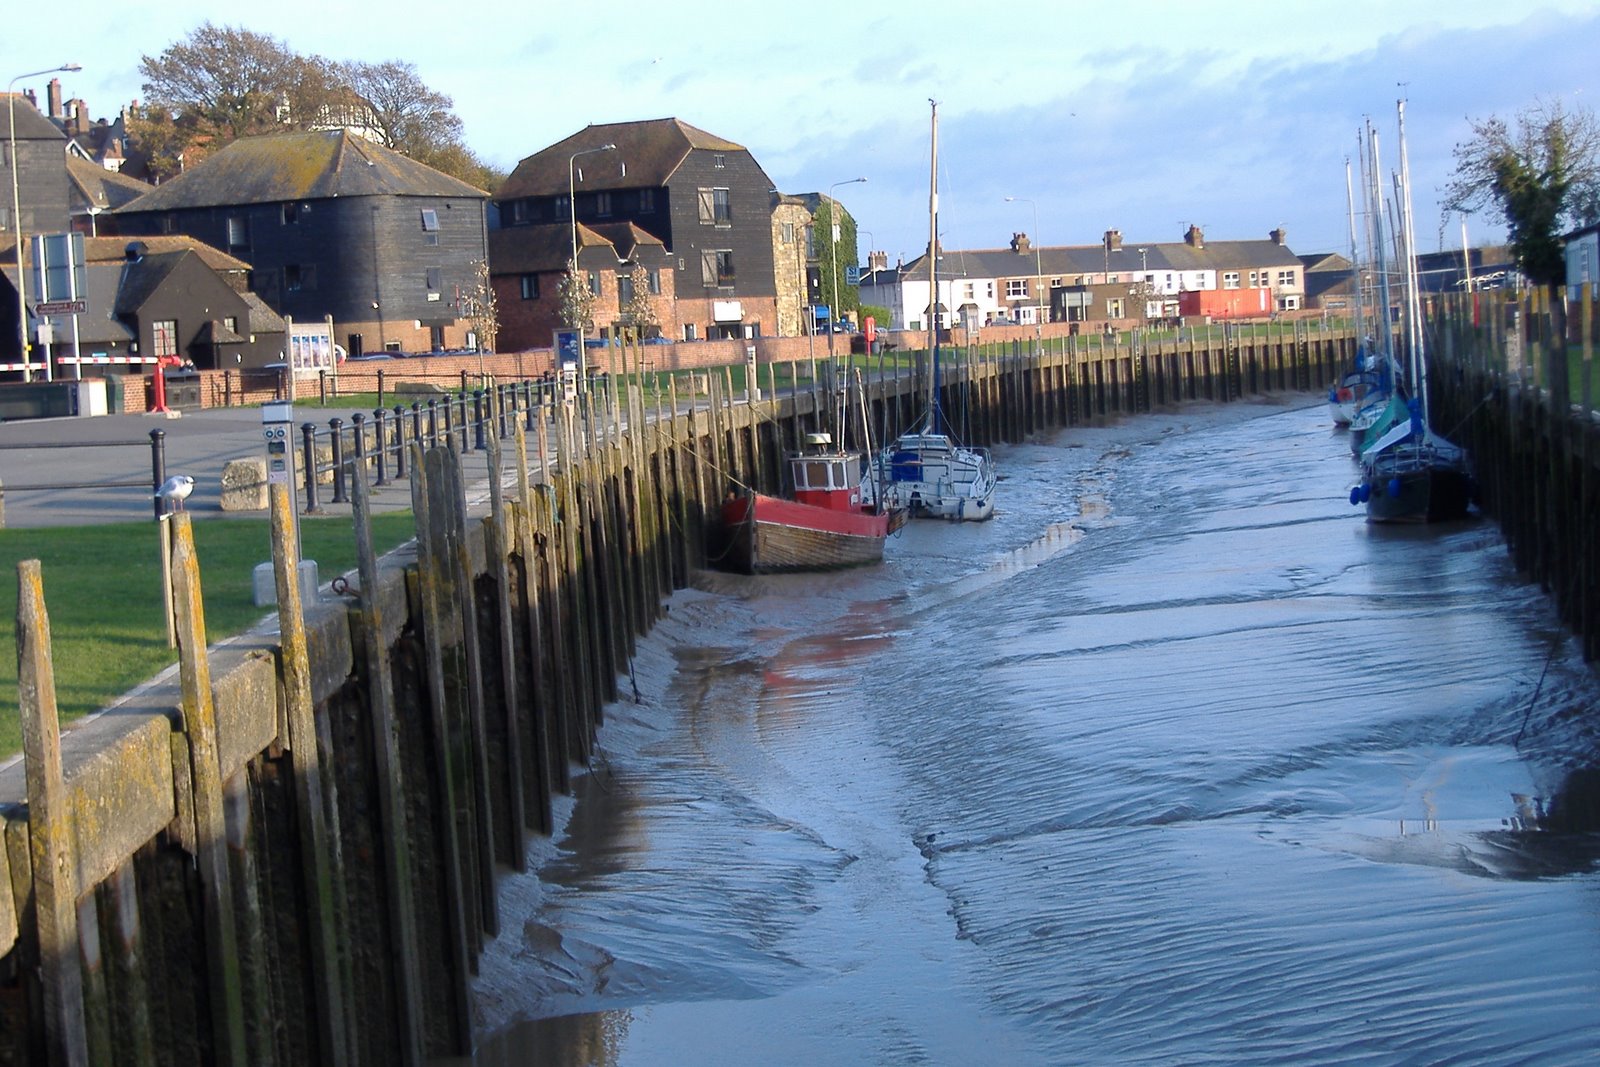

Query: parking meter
[[263, 400, 294, 488], [560, 362, 578, 403], [254, 399, 317, 606]]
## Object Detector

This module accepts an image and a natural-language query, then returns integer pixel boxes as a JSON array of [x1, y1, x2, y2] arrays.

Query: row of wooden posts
[[3, 324, 1365, 1064]]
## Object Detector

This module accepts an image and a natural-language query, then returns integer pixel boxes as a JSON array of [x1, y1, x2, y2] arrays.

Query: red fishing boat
[[720, 432, 905, 574]]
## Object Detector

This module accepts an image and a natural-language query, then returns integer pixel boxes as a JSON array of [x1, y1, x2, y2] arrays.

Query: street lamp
[[827, 177, 866, 359], [568, 142, 616, 379], [9, 63, 81, 381], [1004, 196, 1044, 346]]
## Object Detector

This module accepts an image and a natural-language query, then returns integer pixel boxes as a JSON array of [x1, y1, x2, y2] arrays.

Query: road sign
[[34, 299, 86, 316], [845, 266, 861, 285]]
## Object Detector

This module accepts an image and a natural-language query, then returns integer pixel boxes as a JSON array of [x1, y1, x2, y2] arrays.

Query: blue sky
[[7, 1, 1597, 264]]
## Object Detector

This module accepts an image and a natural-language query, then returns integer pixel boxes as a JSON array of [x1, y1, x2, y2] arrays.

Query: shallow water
[[455, 398, 1600, 1066]]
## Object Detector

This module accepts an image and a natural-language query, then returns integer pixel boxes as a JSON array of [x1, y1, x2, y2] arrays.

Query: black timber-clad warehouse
[[114, 129, 490, 357]]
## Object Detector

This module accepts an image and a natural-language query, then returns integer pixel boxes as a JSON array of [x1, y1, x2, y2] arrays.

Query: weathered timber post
[[347, 462, 427, 1064], [512, 421, 558, 831], [483, 433, 529, 871], [268, 481, 353, 1064], [405, 447, 477, 1053], [167, 514, 248, 1066], [15, 561, 88, 1066], [436, 446, 499, 939]]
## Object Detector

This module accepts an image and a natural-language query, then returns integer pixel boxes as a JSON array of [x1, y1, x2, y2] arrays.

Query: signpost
[[34, 300, 86, 316]]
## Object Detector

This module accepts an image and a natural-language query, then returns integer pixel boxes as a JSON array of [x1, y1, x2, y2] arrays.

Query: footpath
[[0, 406, 490, 529]]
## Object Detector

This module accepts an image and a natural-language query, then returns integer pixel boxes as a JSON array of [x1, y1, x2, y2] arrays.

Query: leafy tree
[[814, 199, 861, 324], [134, 22, 499, 189], [558, 260, 595, 332], [859, 304, 892, 331], [1444, 97, 1600, 287]]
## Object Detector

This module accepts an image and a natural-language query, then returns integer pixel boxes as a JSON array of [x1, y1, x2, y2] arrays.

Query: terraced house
[[114, 129, 490, 358]]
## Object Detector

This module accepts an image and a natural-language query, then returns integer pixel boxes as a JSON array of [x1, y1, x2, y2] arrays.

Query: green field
[[0, 512, 417, 758]]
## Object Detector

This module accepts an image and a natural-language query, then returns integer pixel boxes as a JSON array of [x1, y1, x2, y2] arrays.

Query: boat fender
[[1358, 483, 1371, 503], [1387, 477, 1403, 498], [1349, 486, 1361, 506]]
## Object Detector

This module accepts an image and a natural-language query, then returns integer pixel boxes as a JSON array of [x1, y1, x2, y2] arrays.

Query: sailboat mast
[[1344, 157, 1366, 348], [1366, 121, 1398, 379], [1395, 98, 1428, 419], [928, 99, 940, 432]]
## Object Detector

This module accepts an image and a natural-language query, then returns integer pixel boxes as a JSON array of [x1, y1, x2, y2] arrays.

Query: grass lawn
[[0, 512, 417, 760]]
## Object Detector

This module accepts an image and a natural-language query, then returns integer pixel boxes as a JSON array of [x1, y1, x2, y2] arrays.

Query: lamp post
[[568, 142, 616, 381], [1004, 196, 1044, 348], [9, 63, 81, 381], [827, 177, 866, 360]]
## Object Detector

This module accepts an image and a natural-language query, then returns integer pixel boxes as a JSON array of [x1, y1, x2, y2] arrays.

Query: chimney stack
[[47, 78, 63, 119], [1185, 224, 1205, 249], [1269, 227, 1287, 246], [1103, 229, 1123, 253], [1011, 232, 1032, 254]]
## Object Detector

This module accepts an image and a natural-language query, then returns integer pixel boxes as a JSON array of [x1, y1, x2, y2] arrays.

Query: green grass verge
[[0, 512, 417, 759]]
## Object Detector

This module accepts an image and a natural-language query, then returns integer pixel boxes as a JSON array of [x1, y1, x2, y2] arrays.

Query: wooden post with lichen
[[512, 421, 557, 832], [167, 514, 248, 1066], [484, 433, 529, 871], [269, 482, 353, 1064], [406, 445, 475, 1053], [15, 560, 88, 1066], [349, 462, 427, 1064]]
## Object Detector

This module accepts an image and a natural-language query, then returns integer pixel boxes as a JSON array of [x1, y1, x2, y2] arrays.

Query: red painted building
[[1178, 287, 1273, 320]]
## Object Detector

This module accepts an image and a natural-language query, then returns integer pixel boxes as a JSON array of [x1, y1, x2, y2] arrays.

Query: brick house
[[487, 219, 676, 352], [493, 118, 781, 341], [113, 129, 489, 357]]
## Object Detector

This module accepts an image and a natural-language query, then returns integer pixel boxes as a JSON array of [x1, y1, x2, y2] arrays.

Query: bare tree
[[461, 259, 499, 354], [1444, 96, 1600, 286], [558, 260, 595, 332], [622, 263, 659, 333], [341, 60, 461, 156]]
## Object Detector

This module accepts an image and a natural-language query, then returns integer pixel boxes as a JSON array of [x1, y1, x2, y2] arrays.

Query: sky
[[6, 0, 1597, 265]]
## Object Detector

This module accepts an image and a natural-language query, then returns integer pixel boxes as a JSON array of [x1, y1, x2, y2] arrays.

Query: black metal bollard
[[302, 422, 322, 514], [473, 390, 486, 451], [149, 428, 166, 520], [411, 401, 423, 448], [457, 393, 471, 452], [460, 369, 469, 395], [350, 412, 368, 485], [523, 381, 536, 432], [427, 398, 439, 446], [372, 408, 389, 486], [441, 395, 454, 450], [393, 404, 408, 479], [329, 417, 347, 504]]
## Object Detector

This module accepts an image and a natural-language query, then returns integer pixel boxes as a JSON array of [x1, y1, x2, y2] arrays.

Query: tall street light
[[827, 177, 866, 360], [1004, 196, 1044, 348], [568, 142, 616, 380], [9, 63, 81, 381]]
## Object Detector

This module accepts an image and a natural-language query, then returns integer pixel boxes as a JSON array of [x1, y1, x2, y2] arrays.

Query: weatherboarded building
[[113, 129, 490, 357]]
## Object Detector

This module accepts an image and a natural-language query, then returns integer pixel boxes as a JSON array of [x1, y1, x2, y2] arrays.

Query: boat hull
[[875, 434, 998, 522], [720, 493, 895, 573], [1363, 453, 1474, 524]]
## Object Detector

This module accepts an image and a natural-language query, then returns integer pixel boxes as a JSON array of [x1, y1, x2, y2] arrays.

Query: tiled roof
[[487, 221, 664, 274], [67, 157, 154, 212], [1, 95, 64, 141], [116, 129, 487, 213], [113, 251, 188, 315], [86, 236, 250, 273], [901, 236, 1301, 280], [496, 118, 746, 201]]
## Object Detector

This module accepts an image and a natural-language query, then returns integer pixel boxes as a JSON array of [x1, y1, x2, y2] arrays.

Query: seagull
[[156, 474, 195, 512]]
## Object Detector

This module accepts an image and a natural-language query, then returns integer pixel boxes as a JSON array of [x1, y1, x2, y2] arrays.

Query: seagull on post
[[156, 474, 195, 514]]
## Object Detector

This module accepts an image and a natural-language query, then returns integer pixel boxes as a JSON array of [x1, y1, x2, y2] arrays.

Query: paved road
[[0, 405, 510, 529]]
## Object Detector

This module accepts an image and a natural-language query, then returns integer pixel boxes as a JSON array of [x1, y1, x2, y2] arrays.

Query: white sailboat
[[874, 100, 998, 522], [1349, 101, 1474, 523]]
